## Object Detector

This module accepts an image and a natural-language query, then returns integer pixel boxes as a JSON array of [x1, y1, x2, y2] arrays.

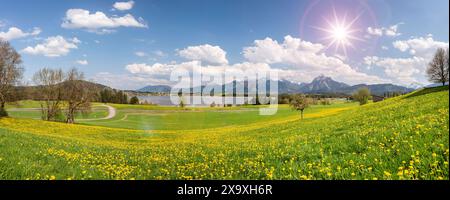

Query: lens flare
[[313, 7, 364, 57]]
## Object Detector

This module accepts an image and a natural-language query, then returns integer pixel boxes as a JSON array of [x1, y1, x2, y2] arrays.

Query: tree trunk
[[0, 102, 7, 117], [300, 110, 304, 120], [66, 106, 75, 124], [67, 116, 74, 124]]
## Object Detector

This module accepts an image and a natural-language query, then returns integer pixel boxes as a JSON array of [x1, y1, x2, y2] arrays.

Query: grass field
[[7, 108, 108, 120], [0, 86, 448, 180], [80, 103, 355, 130], [7, 101, 357, 130]]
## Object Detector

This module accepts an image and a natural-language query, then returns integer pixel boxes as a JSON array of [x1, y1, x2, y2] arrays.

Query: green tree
[[352, 87, 371, 105], [129, 96, 139, 104], [289, 94, 311, 120], [100, 89, 113, 103]]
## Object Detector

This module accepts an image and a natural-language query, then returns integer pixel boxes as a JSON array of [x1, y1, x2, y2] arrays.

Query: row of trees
[[279, 94, 333, 105], [99, 89, 129, 104]]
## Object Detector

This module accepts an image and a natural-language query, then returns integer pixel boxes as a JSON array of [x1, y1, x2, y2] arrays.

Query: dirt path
[[103, 104, 116, 120], [74, 104, 117, 121]]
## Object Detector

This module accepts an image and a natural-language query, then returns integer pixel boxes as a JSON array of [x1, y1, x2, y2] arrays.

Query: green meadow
[[0, 86, 448, 180], [80, 103, 356, 130]]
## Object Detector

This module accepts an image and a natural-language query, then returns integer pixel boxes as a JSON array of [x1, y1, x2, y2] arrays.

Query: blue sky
[[1, 0, 449, 89]]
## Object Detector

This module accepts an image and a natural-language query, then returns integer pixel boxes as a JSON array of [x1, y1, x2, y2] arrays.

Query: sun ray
[[315, 8, 364, 57]]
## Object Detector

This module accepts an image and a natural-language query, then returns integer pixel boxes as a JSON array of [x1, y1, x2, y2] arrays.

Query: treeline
[[278, 93, 340, 105], [383, 91, 406, 98], [99, 89, 129, 104], [15, 84, 135, 105]]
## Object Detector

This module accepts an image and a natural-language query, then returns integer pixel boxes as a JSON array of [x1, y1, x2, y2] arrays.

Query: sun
[[332, 26, 348, 41], [313, 8, 364, 56]]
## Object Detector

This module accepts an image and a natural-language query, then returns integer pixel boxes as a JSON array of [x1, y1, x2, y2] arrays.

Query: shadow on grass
[[404, 85, 449, 99]]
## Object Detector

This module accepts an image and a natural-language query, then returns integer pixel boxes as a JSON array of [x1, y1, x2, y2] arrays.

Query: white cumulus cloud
[[113, 1, 135, 11], [242, 35, 385, 84], [61, 9, 147, 33], [21, 36, 80, 57], [364, 56, 425, 84], [393, 35, 449, 58], [126, 63, 173, 75], [364, 35, 449, 85], [0, 27, 41, 41], [178, 44, 228, 65], [116, 36, 387, 87], [91, 72, 172, 90]]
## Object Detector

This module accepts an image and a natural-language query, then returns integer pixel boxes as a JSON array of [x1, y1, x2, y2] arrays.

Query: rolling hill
[[12, 80, 112, 100], [0, 86, 447, 180]]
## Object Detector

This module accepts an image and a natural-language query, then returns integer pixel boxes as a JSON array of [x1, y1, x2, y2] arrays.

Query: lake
[[137, 95, 258, 106]]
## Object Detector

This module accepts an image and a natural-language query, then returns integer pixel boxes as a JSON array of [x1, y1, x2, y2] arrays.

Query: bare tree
[[33, 68, 64, 121], [62, 68, 94, 124], [289, 94, 311, 120], [427, 48, 449, 86], [0, 40, 23, 117], [447, 48, 450, 83]]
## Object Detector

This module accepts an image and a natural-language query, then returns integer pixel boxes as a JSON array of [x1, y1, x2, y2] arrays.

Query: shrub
[[129, 96, 139, 105], [352, 87, 371, 105]]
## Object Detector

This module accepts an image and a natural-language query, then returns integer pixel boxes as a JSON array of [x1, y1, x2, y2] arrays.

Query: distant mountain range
[[137, 75, 415, 96], [276, 75, 413, 96], [137, 85, 171, 93], [299, 75, 350, 93]]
